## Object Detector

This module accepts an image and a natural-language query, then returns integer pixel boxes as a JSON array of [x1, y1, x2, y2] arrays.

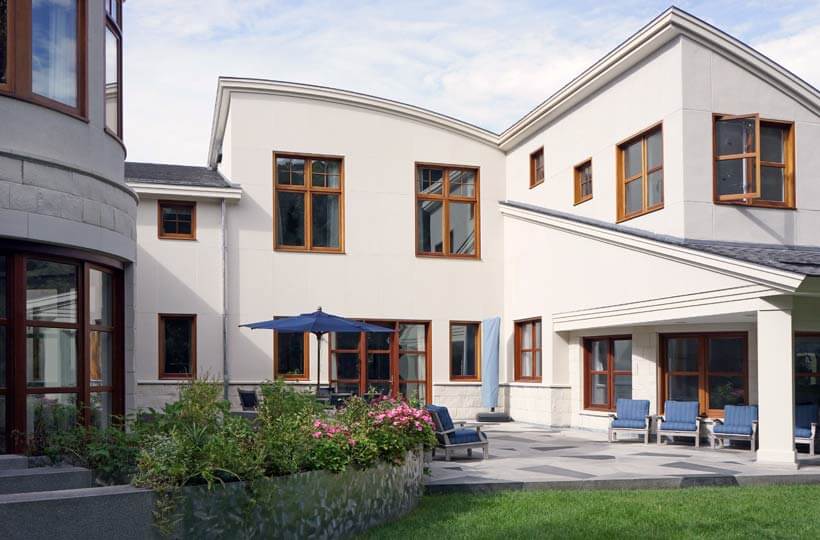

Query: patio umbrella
[[239, 307, 395, 395]]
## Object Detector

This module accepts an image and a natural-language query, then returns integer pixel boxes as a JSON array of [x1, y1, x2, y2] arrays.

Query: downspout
[[221, 198, 230, 400]]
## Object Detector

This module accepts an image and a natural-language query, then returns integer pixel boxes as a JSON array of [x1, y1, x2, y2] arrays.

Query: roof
[[125, 162, 234, 188], [501, 200, 820, 277]]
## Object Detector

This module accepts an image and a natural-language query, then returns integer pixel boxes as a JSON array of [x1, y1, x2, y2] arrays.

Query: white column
[[756, 302, 796, 466]]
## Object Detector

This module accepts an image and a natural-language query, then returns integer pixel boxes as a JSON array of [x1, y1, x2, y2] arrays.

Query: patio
[[426, 422, 820, 492]]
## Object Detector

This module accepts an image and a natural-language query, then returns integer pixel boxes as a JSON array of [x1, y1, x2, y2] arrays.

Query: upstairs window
[[574, 159, 592, 205], [415, 164, 479, 258], [617, 124, 663, 222], [713, 114, 794, 208], [105, 0, 122, 137], [450, 322, 480, 380], [530, 147, 544, 188], [274, 153, 344, 252], [158, 201, 196, 240]]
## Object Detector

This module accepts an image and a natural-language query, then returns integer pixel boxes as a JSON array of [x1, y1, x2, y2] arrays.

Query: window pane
[[32, 0, 78, 106], [535, 351, 541, 376], [400, 354, 425, 380], [90, 392, 112, 430], [0, 0, 6, 84], [648, 170, 663, 207], [367, 330, 391, 350], [579, 164, 592, 196], [708, 337, 744, 373], [716, 118, 755, 156], [761, 167, 784, 202], [520, 351, 532, 377], [0, 326, 5, 389], [277, 332, 305, 376], [708, 375, 745, 410], [589, 340, 607, 371], [796, 336, 820, 374], [0, 255, 6, 318], [760, 125, 784, 163], [417, 168, 443, 195], [614, 375, 632, 401], [26, 259, 77, 323], [624, 141, 642, 178], [276, 158, 305, 186], [625, 178, 643, 214], [398, 324, 425, 352], [162, 318, 193, 376], [399, 382, 425, 404], [716, 158, 757, 197], [27, 327, 77, 387], [669, 375, 699, 402], [534, 321, 541, 348], [367, 352, 391, 380], [448, 170, 475, 197], [448, 202, 475, 255], [521, 324, 532, 349], [591, 374, 608, 405], [276, 191, 305, 246], [614, 339, 632, 371], [27, 393, 76, 435], [333, 332, 360, 350], [647, 130, 663, 169], [105, 27, 120, 134], [333, 352, 359, 379], [796, 376, 820, 406], [450, 324, 477, 377], [311, 159, 341, 188], [311, 194, 340, 249], [89, 330, 112, 386], [89, 269, 113, 327], [667, 337, 699, 372], [417, 200, 443, 253]]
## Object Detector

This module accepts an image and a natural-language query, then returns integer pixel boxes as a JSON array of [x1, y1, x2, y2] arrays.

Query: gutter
[[221, 198, 230, 400]]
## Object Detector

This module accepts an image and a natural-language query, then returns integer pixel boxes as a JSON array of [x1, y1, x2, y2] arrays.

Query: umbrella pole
[[315, 331, 323, 396]]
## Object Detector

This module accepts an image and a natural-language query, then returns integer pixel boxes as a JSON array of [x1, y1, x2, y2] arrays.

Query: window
[[574, 159, 592, 205], [795, 334, 820, 405], [514, 319, 541, 381], [415, 163, 479, 258], [0, 0, 8, 88], [450, 322, 480, 380], [530, 147, 544, 188], [159, 314, 196, 379], [274, 330, 308, 379], [713, 114, 794, 208], [617, 124, 663, 222], [274, 153, 344, 252], [158, 201, 196, 240], [104, 0, 122, 137], [583, 336, 632, 411], [660, 333, 747, 417]]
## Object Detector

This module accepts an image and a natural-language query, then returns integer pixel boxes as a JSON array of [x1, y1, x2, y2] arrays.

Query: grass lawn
[[360, 485, 820, 539]]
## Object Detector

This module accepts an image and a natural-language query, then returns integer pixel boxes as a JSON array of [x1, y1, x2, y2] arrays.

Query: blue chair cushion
[[664, 401, 699, 424], [723, 405, 758, 427], [611, 418, 647, 429], [449, 428, 482, 444], [615, 399, 650, 422], [660, 421, 697, 432], [713, 423, 753, 436], [795, 403, 818, 430], [795, 427, 813, 439], [426, 404, 454, 432]]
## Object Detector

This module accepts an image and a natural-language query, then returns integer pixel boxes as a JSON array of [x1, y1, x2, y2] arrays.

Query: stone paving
[[426, 422, 820, 492]]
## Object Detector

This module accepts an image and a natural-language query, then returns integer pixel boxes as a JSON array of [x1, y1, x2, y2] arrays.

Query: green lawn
[[360, 485, 820, 539]]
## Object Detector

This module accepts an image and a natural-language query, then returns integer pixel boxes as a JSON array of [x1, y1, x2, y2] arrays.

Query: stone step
[[0, 466, 93, 495], [0, 455, 29, 471]]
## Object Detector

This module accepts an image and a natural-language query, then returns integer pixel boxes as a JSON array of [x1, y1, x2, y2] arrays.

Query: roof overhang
[[127, 182, 242, 201]]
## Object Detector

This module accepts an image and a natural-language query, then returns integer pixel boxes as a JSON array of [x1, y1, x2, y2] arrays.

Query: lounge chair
[[426, 404, 489, 460], [711, 404, 758, 452], [237, 388, 259, 411], [795, 403, 818, 456], [657, 400, 701, 447], [608, 398, 651, 444]]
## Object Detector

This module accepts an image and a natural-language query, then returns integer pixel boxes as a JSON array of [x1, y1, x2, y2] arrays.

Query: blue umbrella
[[240, 307, 394, 395]]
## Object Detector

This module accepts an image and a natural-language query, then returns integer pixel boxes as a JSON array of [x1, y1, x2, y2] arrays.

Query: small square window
[[530, 148, 544, 188], [574, 159, 592, 205], [158, 201, 196, 240]]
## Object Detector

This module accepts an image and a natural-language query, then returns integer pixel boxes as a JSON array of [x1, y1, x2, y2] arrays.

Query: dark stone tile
[[491, 436, 538, 443], [565, 455, 615, 460], [444, 466, 463, 471], [531, 446, 576, 452], [634, 452, 692, 458], [519, 464, 596, 479], [500, 448, 518, 452], [661, 461, 739, 475]]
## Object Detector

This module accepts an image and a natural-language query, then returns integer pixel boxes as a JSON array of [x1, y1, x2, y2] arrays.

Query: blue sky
[[123, 1, 820, 165]]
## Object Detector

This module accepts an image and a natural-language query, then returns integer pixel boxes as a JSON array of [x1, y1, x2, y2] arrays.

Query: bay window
[[415, 164, 479, 258]]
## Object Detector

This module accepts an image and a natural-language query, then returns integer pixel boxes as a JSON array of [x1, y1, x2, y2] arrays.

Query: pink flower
[[313, 432, 322, 438]]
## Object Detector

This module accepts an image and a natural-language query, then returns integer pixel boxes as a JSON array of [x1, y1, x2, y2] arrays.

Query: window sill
[[574, 195, 592, 206], [158, 236, 197, 241], [415, 253, 481, 261], [616, 204, 664, 224], [529, 179, 544, 189], [274, 247, 346, 254], [713, 200, 796, 210]]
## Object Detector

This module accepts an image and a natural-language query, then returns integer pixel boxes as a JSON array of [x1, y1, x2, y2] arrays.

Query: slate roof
[[125, 162, 234, 188], [502, 200, 820, 277]]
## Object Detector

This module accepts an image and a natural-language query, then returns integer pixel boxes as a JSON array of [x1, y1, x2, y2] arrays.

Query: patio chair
[[608, 399, 651, 444], [657, 400, 702, 448], [794, 403, 818, 456], [426, 404, 489, 461], [237, 388, 259, 411], [711, 404, 758, 452]]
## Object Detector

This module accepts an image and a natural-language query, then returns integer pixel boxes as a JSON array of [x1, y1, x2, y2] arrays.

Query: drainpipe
[[221, 198, 230, 401]]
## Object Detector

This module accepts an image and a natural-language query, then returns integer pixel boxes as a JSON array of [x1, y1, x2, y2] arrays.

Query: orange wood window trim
[[529, 147, 544, 188], [514, 318, 541, 382], [582, 335, 632, 412], [616, 122, 664, 223], [273, 329, 310, 381], [158, 313, 197, 380], [795, 332, 820, 392], [573, 158, 593, 205], [157, 200, 197, 240], [449, 321, 481, 381]]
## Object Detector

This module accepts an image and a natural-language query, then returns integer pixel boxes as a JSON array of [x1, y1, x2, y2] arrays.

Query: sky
[[123, 1, 820, 166]]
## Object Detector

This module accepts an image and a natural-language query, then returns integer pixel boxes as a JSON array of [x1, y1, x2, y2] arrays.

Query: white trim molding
[[128, 182, 243, 201]]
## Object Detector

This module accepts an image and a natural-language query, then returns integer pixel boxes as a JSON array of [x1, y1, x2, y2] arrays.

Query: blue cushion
[[426, 404, 454, 432], [449, 428, 482, 444], [713, 423, 753, 436], [664, 401, 699, 423], [660, 421, 697, 432], [723, 405, 757, 427], [795, 403, 818, 430], [612, 418, 647, 429], [795, 427, 813, 439], [615, 399, 650, 422]]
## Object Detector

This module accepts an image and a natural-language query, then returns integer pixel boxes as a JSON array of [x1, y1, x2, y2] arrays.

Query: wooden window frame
[[273, 152, 345, 253], [103, 1, 123, 140], [449, 321, 481, 381], [616, 122, 664, 222], [273, 329, 310, 381], [529, 147, 544, 188], [583, 335, 632, 412], [573, 158, 593, 205], [712, 114, 795, 209], [157, 200, 196, 241], [158, 314, 197, 380], [514, 318, 541, 382], [414, 162, 480, 259], [659, 332, 748, 418], [1, 0, 88, 120]]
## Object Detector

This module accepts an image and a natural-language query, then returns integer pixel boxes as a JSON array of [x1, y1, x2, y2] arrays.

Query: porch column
[[756, 301, 796, 466]]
